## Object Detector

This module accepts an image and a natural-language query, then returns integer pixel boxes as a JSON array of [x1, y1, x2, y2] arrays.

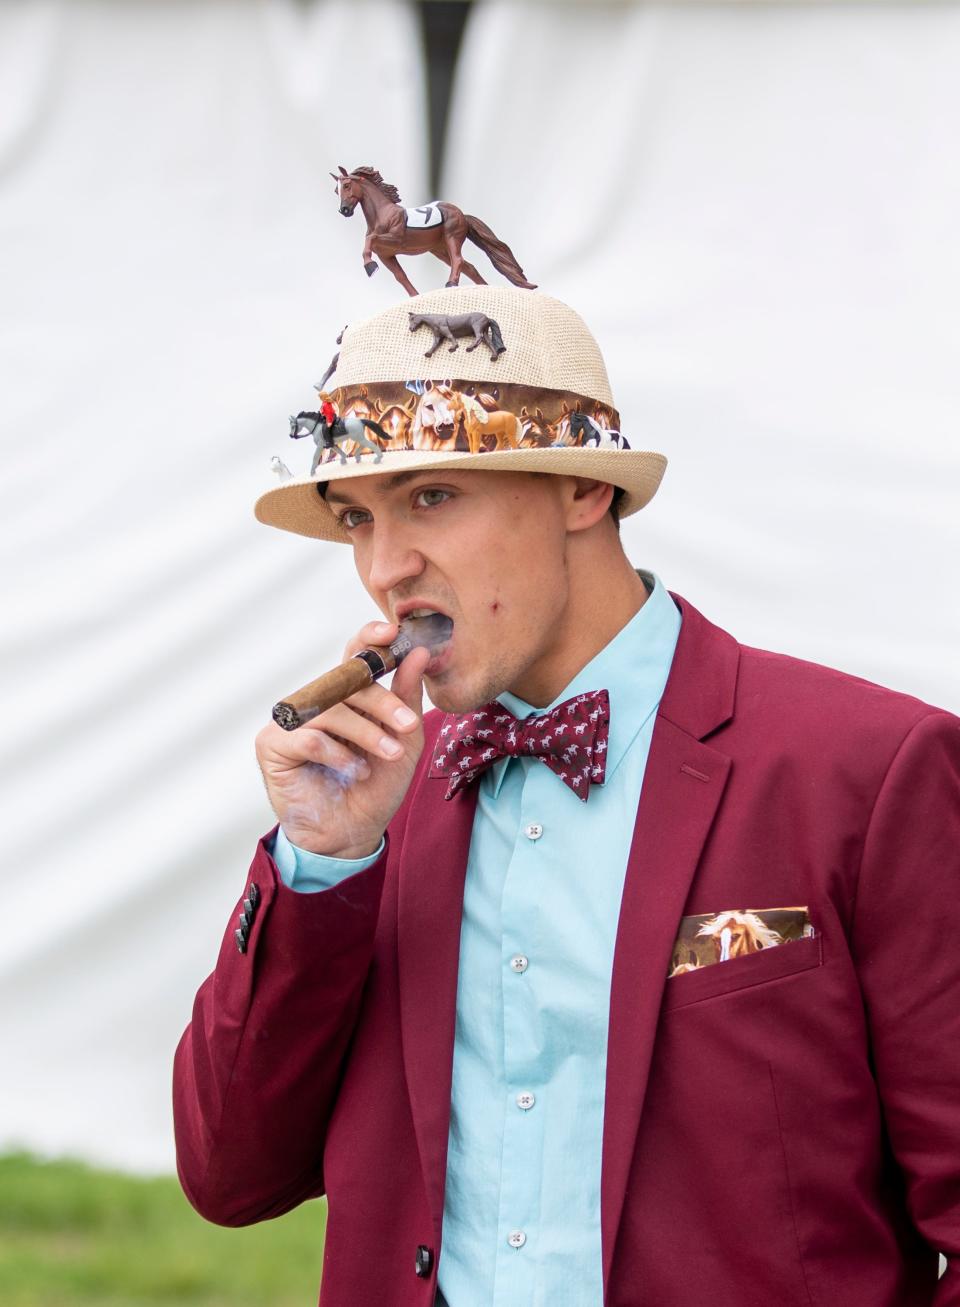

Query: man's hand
[[255, 621, 430, 860]]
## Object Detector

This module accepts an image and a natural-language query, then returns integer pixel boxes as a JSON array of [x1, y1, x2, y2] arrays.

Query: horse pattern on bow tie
[[429, 690, 611, 801]]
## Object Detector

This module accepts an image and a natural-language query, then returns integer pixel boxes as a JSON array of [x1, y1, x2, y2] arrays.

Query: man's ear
[[566, 478, 615, 532]]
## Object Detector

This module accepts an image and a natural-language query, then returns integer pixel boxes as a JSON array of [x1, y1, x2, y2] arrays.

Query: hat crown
[[335, 286, 615, 407]]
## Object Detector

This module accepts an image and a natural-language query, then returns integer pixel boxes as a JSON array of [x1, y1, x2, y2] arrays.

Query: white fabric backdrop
[[2, 0, 958, 1172]]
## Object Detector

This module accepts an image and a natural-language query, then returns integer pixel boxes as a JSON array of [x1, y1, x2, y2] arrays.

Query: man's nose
[[365, 521, 426, 596]]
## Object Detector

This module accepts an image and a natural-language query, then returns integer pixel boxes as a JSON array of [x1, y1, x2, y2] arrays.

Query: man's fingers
[[259, 678, 423, 766], [259, 720, 372, 776], [334, 679, 424, 735], [343, 621, 397, 660], [391, 646, 429, 715], [337, 621, 427, 721], [300, 730, 372, 778], [313, 701, 413, 759], [259, 623, 426, 775]]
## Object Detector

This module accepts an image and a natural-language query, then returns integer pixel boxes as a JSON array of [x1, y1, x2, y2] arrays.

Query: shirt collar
[[486, 571, 682, 797]]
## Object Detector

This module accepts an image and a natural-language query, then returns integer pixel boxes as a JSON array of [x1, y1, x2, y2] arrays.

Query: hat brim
[[255, 447, 667, 543]]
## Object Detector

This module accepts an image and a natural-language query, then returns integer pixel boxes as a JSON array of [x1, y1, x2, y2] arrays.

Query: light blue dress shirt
[[273, 573, 681, 1306]]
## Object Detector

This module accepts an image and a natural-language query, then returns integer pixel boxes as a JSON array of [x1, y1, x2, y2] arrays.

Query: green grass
[[0, 1152, 326, 1306]]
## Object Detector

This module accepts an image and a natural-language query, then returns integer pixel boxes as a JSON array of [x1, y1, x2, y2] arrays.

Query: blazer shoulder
[[669, 591, 952, 736], [665, 591, 954, 749], [732, 640, 956, 767], [740, 640, 948, 719]]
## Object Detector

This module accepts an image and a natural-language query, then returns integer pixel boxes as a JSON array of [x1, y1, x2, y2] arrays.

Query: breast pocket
[[662, 934, 823, 1010]]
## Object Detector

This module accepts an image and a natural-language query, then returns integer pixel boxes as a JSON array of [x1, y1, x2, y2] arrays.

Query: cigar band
[[353, 648, 391, 679]]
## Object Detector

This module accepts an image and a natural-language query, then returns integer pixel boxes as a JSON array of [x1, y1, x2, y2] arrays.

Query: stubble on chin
[[425, 649, 519, 715]]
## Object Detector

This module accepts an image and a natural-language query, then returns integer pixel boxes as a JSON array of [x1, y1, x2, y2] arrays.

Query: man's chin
[[424, 682, 475, 715], [425, 672, 496, 716]]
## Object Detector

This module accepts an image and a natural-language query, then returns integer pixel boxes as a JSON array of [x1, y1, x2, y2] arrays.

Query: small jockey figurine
[[317, 391, 340, 435]]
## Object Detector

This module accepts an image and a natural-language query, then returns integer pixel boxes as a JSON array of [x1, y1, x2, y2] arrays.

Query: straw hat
[[255, 285, 666, 543]]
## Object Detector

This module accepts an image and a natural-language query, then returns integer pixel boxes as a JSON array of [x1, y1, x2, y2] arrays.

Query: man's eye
[[339, 508, 371, 529], [415, 488, 451, 508]]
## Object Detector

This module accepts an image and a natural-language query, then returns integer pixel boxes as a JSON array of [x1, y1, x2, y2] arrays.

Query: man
[[174, 287, 960, 1306]]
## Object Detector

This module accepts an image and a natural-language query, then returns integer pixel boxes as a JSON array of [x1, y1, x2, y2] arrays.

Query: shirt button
[[516, 1091, 535, 1111], [507, 1230, 527, 1249], [524, 822, 543, 840], [509, 954, 529, 973]]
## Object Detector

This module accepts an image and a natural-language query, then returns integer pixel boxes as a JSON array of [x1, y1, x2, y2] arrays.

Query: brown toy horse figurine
[[332, 165, 537, 297]]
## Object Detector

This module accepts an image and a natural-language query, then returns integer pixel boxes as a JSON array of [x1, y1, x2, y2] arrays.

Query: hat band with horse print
[[292, 381, 626, 473]]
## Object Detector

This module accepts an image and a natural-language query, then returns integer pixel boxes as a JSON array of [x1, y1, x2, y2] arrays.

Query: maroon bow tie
[[429, 690, 611, 801]]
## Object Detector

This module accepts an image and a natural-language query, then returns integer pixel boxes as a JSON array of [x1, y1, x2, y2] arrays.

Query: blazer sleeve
[[172, 828, 388, 1227], [851, 710, 960, 1302]]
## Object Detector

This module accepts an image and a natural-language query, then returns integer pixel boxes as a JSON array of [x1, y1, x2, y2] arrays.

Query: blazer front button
[[414, 1244, 433, 1277]]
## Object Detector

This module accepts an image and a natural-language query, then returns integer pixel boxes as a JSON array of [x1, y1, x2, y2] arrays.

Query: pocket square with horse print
[[668, 907, 814, 978]]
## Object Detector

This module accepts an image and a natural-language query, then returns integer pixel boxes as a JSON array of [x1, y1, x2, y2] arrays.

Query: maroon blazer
[[174, 595, 960, 1306]]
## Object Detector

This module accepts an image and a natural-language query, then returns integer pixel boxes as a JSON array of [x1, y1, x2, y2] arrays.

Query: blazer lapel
[[601, 595, 738, 1297], [397, 765, 478, 1246]]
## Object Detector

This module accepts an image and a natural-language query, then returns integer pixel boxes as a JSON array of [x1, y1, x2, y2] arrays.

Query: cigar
[[272, 612, 453, 731]]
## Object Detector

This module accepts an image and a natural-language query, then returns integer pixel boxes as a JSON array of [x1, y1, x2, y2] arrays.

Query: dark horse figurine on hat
[[332, 165, 537, 298]]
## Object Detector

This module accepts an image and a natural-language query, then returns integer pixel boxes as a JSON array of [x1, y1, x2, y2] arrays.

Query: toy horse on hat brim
[[289, 411, 386, 473], [332, 165, 537, 298], [569, 410, 631, 450]]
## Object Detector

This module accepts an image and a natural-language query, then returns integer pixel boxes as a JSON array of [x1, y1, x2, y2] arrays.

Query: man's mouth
[[395, 606, 455, 675], [395, 601, 452, 624]]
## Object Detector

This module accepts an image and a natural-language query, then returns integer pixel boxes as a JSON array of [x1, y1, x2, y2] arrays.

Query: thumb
[[391, 645, 429, 718]]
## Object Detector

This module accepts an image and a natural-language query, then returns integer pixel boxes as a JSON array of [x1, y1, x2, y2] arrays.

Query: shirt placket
[[492, 754, 550, 1306]]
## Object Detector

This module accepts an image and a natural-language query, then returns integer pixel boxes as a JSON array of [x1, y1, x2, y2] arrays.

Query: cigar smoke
[[272, 612, 453, 731], [384, 611, 453, 661], [281, 754, 372, 835]]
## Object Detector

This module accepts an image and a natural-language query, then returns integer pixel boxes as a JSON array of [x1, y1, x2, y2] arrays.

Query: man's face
[[324, 469, 575, 712]]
